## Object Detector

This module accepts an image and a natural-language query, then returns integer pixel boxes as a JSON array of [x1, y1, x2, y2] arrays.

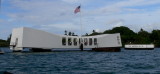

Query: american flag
[[74, 6, 80, 14]]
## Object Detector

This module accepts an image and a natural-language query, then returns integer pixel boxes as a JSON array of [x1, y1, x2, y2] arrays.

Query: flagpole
[[80, 5, 82, 37], [79, 4, 83, 51], [74, 5, 83, 50]]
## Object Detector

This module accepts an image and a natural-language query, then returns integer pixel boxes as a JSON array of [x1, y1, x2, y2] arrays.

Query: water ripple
[[1, 48, 160, 73]]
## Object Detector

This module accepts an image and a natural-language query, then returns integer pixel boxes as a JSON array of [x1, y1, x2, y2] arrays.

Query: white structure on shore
[[10, 27, 122, 52]]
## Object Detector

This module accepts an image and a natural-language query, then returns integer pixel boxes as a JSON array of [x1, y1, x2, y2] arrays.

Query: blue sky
[[1, 0, 160, 40]]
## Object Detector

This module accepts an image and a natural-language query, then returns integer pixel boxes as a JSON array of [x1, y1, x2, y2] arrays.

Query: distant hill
[[0, 39, 10, 47], [0, 34, 11, 47], [89, 26, 160, 47]]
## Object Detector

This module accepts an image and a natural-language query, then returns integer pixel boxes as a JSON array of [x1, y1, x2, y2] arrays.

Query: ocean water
[[1, 48, 160, 74]]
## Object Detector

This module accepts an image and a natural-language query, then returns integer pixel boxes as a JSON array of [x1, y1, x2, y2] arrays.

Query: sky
[[1, 0, 160, 40]]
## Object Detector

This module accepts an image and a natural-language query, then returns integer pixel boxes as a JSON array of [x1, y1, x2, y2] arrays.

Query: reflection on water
[[0, 47, 12, 53], [0, 48, 160, 74]]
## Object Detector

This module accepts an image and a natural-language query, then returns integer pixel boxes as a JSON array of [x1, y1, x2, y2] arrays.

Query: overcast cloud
[[0, 0, 160, 39]]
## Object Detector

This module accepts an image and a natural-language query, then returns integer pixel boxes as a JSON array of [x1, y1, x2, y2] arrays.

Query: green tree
[[64, 30, 67, 35], [0, 34, 11, 47], [72, 32, 75, 36], [136, 28, 151, 44], [92, 30, 95, 33], [68, 32, 72, 36], [85, 33, 89, 36], [104, 26, 136, 46], [150, 30, 160, 47], [7, 34, 12, 43]]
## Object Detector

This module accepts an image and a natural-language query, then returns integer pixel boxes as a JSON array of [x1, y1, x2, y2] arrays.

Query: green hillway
[[88, 26, 160, 47]]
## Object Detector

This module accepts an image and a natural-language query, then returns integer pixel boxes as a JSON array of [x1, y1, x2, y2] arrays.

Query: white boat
[[10, 27, 122, 52], [125, 44, 154, 50], [0, 49, 4, 54], [0, 52, 4, 54]]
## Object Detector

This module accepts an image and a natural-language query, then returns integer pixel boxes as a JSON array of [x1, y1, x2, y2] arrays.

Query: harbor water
[[1, 48, 160, 74]]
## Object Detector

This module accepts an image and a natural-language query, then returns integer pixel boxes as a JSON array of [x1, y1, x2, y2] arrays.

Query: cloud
[[86, 0, 160, 16], [61, 0, 78, 4], [7, 0, 75, 25], [107, 19, 124, 27], [0, 19, 5, 23], [61, 0, 92, 4], [41, 23, 80, 31], [1, 0, 160, 39]]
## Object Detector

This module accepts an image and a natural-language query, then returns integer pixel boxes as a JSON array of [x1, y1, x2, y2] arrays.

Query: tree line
[[89, 26, 160, 47], [0, 34, 11, 47]]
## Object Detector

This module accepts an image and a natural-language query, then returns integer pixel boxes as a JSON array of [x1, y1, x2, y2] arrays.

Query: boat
[[0, 49, 4, 54], [124, 44, 154, 50], [0, 52, 4, 54], [9, 27, 122, 52]]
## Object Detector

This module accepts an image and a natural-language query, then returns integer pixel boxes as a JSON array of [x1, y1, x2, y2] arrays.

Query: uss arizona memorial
[[10, 27, 122, 52]]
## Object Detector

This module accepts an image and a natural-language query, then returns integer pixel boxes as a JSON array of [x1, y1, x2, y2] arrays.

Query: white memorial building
[[10, 27, 122, 52]]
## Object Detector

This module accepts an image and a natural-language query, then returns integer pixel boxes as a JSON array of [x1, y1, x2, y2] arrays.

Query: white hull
[[125, 44, 154, 49]]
